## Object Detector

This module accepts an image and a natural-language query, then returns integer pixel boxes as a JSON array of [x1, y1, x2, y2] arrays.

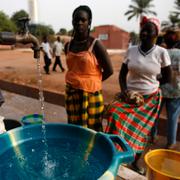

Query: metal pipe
[[0, 32, 40, 59]]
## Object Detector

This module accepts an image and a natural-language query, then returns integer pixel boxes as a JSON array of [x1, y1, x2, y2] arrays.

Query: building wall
[[91, 25, 129, 49]]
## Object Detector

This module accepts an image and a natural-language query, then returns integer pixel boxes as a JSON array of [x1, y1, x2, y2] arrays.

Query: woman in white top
[[105, 16, 171, 174]]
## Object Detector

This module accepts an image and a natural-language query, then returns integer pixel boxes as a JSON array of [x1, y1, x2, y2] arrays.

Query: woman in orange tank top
[[64, 5, 113, 131]]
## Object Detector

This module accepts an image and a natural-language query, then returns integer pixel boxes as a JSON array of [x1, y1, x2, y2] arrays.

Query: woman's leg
[[166, 97, 180, 147], [131, 153, 145, 175], [65, 85, 85, 126], [150, 98, 165, 143], [87, 91, 104, 131]]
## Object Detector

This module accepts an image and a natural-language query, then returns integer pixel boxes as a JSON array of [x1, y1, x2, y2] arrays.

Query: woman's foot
[[166, 143, 177, 150], [149, 135, 158, 144], [130, 162, 146, 175]]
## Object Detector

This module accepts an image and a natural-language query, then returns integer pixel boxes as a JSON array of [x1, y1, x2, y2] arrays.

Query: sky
[[0, 0, 176, 33]]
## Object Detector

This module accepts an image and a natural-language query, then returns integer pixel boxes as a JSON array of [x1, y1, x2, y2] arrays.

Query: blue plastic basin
[[0, 123, 134, 179]]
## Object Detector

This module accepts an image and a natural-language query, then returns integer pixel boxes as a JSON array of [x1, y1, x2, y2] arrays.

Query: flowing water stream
[[36, 57, 45, 121]]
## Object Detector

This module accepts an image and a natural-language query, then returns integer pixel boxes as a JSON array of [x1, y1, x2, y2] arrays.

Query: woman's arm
[[119, 63, 128, 92], [64, 42, 69, 55], [93, 40, 113, 81], [159, 65, 172, 85]]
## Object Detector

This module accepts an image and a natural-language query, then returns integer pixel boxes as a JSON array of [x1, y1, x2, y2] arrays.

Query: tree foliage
[[29, 24, 55, 40], [11, 10, 29, 31], [169, 14, 180, 27], [162, 0, 180, 29], [0, 11, 17, 32], [124, 0, 157, 21], [169, 0, 180, 27], [173, 0, 180, 16], [58, 28, 67, 35], [0, 9, 55, 41]]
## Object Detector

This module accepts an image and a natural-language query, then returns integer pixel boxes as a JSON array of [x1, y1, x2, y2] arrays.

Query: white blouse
[[123, 45, 171, 95]]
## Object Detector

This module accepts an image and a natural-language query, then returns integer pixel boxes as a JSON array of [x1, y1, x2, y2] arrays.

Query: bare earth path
[[0, 48, 124, 103]]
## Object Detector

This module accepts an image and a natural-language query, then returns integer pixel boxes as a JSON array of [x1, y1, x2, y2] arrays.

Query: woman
[[161, 30, 180, 149], [64, 5, 113, 131], [105, 16, 171, 174]]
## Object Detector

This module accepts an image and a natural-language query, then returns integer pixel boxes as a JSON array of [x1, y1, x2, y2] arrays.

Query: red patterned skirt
[[105, 89, 162, 153]]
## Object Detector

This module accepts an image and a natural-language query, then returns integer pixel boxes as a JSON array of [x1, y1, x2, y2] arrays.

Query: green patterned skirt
[[65, 84, 104, 131], [105, 89, 162, 153]]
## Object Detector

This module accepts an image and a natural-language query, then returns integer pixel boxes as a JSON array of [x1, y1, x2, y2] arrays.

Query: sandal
[[130, 162, 146, 175]]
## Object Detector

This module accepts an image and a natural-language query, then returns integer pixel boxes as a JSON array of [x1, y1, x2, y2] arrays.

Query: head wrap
[[140, 16, 161, 34]]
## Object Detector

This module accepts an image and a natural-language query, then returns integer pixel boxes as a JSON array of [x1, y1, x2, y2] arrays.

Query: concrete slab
[[0, 90, 67, 123], [117, 165, 147, 180]]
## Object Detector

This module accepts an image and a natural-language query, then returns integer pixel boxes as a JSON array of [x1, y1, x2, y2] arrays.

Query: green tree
[[173, 0, 180, 16], [29, 24, 55, 40], [162, 0, 180, 29], [68, 29, 73, 36], [11, 10, 29, 32], [169, 0, 180, 27], [58, 28, 67, 35], [0, 11, 17, 32], [169, 14, 180, 27], [124, 0, 157, 21]]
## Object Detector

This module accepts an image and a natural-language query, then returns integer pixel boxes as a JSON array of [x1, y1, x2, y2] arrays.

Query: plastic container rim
[[144, 149, 180, 179]]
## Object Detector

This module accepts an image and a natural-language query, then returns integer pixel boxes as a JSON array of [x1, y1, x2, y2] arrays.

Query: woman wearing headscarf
[[105, 16, 171, 174], [64, 5, 113, 131]]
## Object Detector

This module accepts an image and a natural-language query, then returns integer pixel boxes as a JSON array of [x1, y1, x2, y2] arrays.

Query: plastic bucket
[[144, 149, 180, 180], [21, 114, 43, 125], [0, 123, 134, 179]]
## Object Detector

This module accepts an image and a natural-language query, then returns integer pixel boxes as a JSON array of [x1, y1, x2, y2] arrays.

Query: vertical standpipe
[[28, 0, 38, 24]]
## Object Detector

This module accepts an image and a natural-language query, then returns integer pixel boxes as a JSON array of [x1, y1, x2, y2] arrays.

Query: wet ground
[[0, 90, 67, 123]]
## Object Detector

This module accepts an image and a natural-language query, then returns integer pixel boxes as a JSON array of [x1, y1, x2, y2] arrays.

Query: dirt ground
[[0, 48, 124, 104]]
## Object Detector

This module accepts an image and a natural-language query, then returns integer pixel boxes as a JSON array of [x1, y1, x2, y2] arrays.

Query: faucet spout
[[16, 33, 40, 59], [0, 32, 40, 59]]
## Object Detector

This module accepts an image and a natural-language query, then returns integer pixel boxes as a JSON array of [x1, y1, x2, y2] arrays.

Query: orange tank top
[[65, 39, 102, 92]]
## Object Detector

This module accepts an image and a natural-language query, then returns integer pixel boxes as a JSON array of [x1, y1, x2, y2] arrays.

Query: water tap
[[0, 17, 40, 59]]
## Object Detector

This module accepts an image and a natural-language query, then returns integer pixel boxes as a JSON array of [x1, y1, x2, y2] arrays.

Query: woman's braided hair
[[72, 5, 92, 25], [72, 5, 92, 38]]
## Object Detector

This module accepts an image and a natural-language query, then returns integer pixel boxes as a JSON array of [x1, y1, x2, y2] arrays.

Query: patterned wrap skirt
[[65, 84, 104, 131], [105, 89, 162, 154]]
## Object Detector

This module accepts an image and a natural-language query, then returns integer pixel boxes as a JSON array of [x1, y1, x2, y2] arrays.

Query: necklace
[[73, 38, 88, 44]]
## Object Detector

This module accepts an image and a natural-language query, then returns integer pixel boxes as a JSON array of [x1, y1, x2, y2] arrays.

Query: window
[[98, 34, 108, 40]]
